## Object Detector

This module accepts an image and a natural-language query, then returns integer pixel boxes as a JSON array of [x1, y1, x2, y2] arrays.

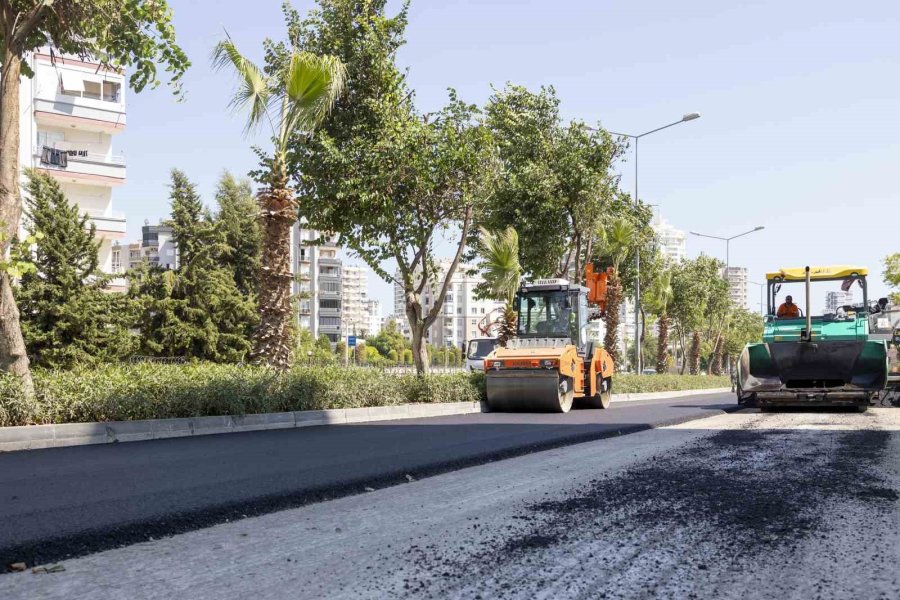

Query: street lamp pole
[[608, 112, 700, 374], [689, 226, 765, 273]]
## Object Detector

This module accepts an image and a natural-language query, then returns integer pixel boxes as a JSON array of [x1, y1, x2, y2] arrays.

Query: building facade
[[652, 214, 687, 264], [825, 290, 855, 312], [341, 265, 371, 337], [291, 223, 343, 343], [365, 298, 382, 337], [393, 261, 504, 348], [724, 266, 749, 310], [15, 50, 127, 286]]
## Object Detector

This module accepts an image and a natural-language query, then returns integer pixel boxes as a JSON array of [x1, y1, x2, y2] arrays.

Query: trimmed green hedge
[[0, 364, 484, 427], [613, 374, 730, 394], [0, 365, 727, 427]]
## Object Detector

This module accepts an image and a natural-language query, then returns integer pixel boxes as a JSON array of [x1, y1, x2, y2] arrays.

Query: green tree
[[669, 255, 726, 374], [315, 334, 333, 353], [479, 85, 623, 280], [476, 226, 522, 345], [0, 0, 189, 391], [215, 172, 261, 297], [884, 253, 900, 304], [213, 30, 346, 370], [722, 308, 764, 370], [133, 171, 256, 362], [17, 171, 136, 368], [646, 268, 674, 373], [367, 320, 406, 359], [596, 218, 634, 369]]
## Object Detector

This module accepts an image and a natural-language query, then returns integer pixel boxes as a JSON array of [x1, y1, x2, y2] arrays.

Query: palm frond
[[478, 226, 521, 304], [280, 51, 347, 138], [211, 38, 273, 135]]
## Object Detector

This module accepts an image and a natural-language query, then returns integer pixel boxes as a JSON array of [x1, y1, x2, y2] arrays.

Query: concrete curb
[[0, 387, 732, 453], [0, 401, 485, 453]]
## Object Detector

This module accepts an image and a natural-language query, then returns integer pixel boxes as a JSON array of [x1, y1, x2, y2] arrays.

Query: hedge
[[0, 365, 728, 428]]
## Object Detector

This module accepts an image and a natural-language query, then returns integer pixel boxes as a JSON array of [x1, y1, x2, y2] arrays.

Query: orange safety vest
[[777, 302, 800, 318]]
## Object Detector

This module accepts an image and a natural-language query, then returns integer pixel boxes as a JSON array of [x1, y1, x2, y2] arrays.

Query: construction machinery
[[737, 265, 889, 411], [484, 264, 615, 413]]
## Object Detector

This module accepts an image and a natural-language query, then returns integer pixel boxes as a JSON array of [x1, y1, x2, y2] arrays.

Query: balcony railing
[[35, 145, 126, 184]]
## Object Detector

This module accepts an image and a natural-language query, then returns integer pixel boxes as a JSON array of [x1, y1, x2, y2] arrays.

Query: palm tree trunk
[[250, 164, 295, 369], [498, 303, 517, 347], [0, 47, 34, 394], [710, 336, 724, 375], [689, 331, 701, 375], [603, 274, 623, 369], [656, 313, 669, 373]]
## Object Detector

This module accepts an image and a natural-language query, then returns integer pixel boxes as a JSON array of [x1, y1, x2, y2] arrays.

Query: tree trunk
[[689, 331, 701, 375], [710, 336, 724, 376], [498, 302, 517, 347], [656, 313, 669, 374], [603, 274, 623, 370], [0, 47, 33, 392], [250, 164, 295, 370], [408, 312, 429, 377]]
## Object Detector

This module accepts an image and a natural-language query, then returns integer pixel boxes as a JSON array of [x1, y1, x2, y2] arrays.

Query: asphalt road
[[0, 393, 735, 568], [2, 408, 897, 599]]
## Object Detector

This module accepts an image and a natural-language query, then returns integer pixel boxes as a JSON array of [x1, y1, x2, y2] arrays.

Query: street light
[[606, 113, 701, 374], [689, 226, 764, 272], [748, 281, 766, 316]]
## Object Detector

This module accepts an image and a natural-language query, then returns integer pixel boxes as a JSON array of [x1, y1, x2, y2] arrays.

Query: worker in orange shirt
[[777, 295, 800, 318]]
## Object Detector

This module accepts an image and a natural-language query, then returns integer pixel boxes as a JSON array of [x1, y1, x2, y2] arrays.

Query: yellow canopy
[[765, 265, 868, 281]]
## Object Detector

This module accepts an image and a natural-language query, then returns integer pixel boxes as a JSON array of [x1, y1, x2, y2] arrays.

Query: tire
[[576, 376, 611, 409], [856, 404, 869, 413]]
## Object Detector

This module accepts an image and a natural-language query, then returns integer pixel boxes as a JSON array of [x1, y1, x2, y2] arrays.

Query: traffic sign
[[348, 335, 357, 348]]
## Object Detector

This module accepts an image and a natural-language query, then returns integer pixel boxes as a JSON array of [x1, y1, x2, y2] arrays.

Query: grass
[[0, 364, 729, 427]]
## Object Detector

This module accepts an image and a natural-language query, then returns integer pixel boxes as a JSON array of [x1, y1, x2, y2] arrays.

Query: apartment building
[[366, 299, 382, 337], [724, 266, 749, 310], [653, 214, 687, 264], [342, 265, 370, 337], [825, 290, 855, 312], [393, 261, 504, 348], [291, 223, 343, 343], [15, 50, 127, 286]]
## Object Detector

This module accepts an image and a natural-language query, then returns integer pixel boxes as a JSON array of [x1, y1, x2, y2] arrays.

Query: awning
[[59, 70, 84, 92]]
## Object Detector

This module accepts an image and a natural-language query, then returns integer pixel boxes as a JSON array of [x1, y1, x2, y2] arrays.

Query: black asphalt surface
[[0, 393, 736, 569]]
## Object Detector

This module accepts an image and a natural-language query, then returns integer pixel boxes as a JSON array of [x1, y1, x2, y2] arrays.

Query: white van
[[466, 338, 499, 372]]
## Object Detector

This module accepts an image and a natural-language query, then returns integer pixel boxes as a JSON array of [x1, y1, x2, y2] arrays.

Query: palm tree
[[647, 269, 674, 373], [213, 38, 346, 369], [599, 218, 634, 370], [477, 226, 522, 346]]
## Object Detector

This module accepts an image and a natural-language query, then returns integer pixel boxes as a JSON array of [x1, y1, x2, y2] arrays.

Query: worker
[[777, 295, 801, 318]]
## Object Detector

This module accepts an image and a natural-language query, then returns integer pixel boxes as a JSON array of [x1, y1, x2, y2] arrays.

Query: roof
[[765, 266, 869, 281]]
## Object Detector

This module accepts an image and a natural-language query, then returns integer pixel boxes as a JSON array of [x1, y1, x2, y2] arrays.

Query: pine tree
[[133, 170, 257, 362], [17, 171, 137, 368], [214, 172, 261, 297]]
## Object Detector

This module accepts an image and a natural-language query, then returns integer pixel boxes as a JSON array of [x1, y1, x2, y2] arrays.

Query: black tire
[[856, 404, 869, 414], [576, 376, 611, 409]]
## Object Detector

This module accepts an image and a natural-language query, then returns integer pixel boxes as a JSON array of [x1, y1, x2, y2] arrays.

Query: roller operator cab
[[737, 265, 888, 411], [484, 274, 615, 413]]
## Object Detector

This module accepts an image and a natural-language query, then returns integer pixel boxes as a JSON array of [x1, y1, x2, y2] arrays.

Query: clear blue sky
[[117, 0, 900, 314]]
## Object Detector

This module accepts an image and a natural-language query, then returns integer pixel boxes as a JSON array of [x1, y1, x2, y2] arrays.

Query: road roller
[[737, 265, 888, 411], [484, 265, 615, 413]]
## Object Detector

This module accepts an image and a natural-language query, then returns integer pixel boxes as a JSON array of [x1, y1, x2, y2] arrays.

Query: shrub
[[613, 374, 730, 394]]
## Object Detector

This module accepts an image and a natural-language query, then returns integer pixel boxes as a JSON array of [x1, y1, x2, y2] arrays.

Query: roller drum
[[486, 370, 574, 413]]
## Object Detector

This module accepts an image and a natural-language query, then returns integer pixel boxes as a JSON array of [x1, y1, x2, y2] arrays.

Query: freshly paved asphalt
[[0, 392, 736, 569]]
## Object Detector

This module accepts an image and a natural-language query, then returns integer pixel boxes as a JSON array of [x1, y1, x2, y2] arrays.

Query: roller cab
[[737, 265, 888, 410], [485, 276, 615, 413]]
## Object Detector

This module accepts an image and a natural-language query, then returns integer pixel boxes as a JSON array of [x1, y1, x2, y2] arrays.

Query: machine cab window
[[515, 290, 587, 349]]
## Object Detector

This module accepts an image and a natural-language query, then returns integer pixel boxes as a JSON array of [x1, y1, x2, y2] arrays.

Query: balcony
[[35, 146, 126, 186], [85, 209, 126, 239], [33, 84, 126, 134]]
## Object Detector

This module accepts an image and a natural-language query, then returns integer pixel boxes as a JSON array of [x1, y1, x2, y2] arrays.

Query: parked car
[[466, 338, 499, 372]]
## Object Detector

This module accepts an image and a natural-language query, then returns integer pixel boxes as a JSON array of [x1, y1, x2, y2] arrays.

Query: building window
[[481, 308, 485, 314], [322, 281, 340, 292], [471, 319, 477, 325], [320, 266, 339, 276], [319, 316, 340, 327], [319, 299, 341, 309], [111, 249, 121, 273]]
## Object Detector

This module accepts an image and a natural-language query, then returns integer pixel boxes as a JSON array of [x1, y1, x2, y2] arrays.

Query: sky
[[116, 0, 900, 315]]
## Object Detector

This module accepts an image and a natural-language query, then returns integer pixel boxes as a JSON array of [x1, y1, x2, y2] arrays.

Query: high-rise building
[[365, 299, 382, 337], [724, 266, 749, 310], [291, 222, 342, 343], [393, 260, 504, 347], [15, 50, 127, 287], [121, 221, 177, 272], [825, 290, 855, 312], [341, 265, 371, 336], [652, 214, 687, 264]]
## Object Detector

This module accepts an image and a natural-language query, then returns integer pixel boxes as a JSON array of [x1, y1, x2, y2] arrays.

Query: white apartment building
[[724, 266, 749, 310], [653, 214, 687, 265], [393, 260, 504, 348], [122, 221, 176, 271], [291, 222, 342, 343], [342, 265, 371, 337], [366, 298, 382, 337], [825, 290, 855, 312], [15, 50, 127, 287]]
